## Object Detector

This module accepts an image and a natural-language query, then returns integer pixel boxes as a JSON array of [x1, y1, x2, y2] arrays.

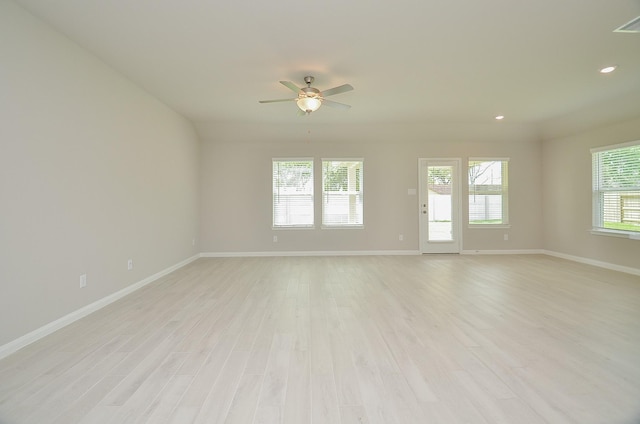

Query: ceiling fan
[[259, 76, 354, 115]]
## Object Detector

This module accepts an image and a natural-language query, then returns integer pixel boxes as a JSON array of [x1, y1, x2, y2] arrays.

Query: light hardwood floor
[[1, 255, 640, 423]]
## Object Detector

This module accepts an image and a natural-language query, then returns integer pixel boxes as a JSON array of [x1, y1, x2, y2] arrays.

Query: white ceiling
[[15, 0, 640, 126]]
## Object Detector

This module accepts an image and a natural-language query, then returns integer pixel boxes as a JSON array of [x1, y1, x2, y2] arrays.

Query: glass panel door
[[419, 159, 461, 253]]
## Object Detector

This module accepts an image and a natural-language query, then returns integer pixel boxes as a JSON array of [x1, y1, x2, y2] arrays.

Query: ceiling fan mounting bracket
[[303, 76, 315, 86]]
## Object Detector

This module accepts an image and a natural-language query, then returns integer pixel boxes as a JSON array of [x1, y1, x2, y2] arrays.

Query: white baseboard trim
[[543, 250, 640, 277], [0, 254, 200, 361], [201, 250, 420, 258], [461, 249, 545, 255]]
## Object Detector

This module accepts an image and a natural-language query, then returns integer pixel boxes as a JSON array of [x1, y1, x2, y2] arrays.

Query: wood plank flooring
[[1, 254, 639, 423]]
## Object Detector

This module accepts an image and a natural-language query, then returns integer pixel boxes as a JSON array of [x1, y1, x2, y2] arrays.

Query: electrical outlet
[[504, 234, 509, 241], [79, 274, 87, 288], [399, 234, 404, 241], [273, 235, 278, 243], [127, 259, 133, 270], [192, 238, 196, 246]]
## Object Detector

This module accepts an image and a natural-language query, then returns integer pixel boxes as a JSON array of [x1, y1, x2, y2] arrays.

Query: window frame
[[272, 158, 315, 229], [321, 158, 364, 229], [467, 157, 510, 228], [591, 140, 640, 239]]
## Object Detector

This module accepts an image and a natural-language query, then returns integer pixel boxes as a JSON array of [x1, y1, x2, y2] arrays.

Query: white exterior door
[[419, 158, 461, 254]]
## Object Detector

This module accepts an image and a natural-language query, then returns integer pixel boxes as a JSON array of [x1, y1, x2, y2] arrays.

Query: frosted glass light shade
[[297, 97, 321, 113]]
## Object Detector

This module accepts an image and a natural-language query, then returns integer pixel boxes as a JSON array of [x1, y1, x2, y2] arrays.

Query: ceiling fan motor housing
[[301, 86, 321, 98]]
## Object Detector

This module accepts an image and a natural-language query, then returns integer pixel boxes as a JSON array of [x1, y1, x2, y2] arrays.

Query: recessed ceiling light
[[495, 115, 504, 120], [599, 65, 617, 74]]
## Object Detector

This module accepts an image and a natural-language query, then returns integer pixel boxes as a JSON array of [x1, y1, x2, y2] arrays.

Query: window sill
[[590, 228, 640, 240], [321, 225, 364, 230], [272, 226, 315, 230], [468, 224, 512, 229]]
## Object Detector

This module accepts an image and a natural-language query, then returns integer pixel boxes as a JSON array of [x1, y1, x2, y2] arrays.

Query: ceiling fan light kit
[[297, 96, 322, 113], [259, 75, 353, 115]]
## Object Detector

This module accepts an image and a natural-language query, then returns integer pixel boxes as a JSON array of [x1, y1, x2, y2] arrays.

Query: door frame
[[418, 158, 463, 254]]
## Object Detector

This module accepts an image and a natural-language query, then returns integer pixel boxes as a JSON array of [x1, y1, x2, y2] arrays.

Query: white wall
[[197, 122, 543, 253], [0, 1, 201, 346], [542, 116, 640, 270]]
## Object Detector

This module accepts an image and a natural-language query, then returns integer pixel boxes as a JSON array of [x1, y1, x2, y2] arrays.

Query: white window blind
[[592, 141, 640, 234], [468, 159, 509, 225], [322, 159, 363, 227], [272, 159, 314, 228]]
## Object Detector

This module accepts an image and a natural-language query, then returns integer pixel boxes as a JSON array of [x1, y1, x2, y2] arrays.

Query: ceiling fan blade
[[280, 81, 301, 94], [322, 99, 351, 110], [258, 98, 296, 103], [321, 84, 354, 97]]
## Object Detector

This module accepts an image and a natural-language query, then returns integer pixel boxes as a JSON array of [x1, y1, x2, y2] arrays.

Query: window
[[272, 159, 314, 228], [592, 141, 640, 235], [468, 158, 509, 225], [322, 159, 363, 227]]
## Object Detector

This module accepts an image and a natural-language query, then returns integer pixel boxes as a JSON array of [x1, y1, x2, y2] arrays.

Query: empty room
[[1, 0, 640, 423]]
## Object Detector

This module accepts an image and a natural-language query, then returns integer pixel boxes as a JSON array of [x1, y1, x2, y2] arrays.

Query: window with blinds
[[468, 159, 509, 225], [322, 159, 363, 227], [592, 141, 640, 234], [272, 159, 314, 228]]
